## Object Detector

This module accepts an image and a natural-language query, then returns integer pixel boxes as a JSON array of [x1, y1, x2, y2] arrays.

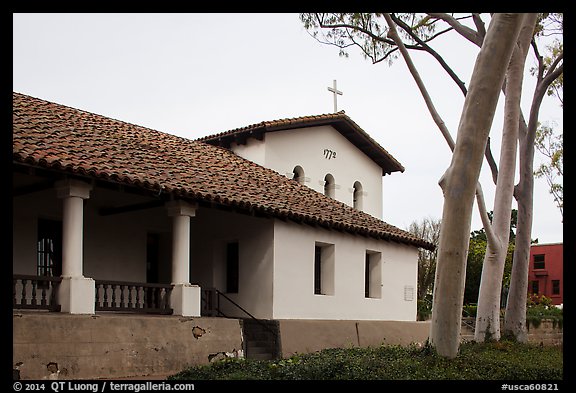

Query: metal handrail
[[204, 287, 279, 338]]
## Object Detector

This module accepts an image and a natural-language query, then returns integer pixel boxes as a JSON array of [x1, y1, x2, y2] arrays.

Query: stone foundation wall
[[526, 319, 563, 346], [278, 319, 431, 357], [13, 312, 243, 380], [460, 317, 563, 346]]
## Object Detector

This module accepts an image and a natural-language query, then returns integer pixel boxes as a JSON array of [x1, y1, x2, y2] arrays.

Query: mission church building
[[13, 92, 434, 375]]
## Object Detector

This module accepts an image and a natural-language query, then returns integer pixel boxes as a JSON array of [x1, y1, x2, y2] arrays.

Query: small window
[[353, 181, 363, 211], [531, 280, 539, 295], [365, 251, 382, 298], [533, 254, 545, 269], [314, 242, 335, 295], [293, 166, 305, 185], [226, 242, 239, 293], [324, 174, 335, 198], [552, 280, 560, 295]]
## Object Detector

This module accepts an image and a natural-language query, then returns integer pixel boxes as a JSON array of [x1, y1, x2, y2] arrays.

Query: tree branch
[[383, 14, 454, 148], [391, 13, 468, 96], [484, 137, 499, 184], [541, 63, 563, 91], [475, 183, 500, 247], [383, 13, 496, 242], [472, 13, 486, 41], [427, 13, 483, 46], [317, 19, 396, 46]]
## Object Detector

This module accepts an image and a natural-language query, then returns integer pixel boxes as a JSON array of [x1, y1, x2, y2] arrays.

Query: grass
[[169, 340, 563, 380]]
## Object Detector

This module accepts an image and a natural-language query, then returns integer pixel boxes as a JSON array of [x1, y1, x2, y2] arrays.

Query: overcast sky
[[12, 13, 563, 243]]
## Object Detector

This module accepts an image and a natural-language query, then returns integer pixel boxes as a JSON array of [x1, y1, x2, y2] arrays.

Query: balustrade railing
[[13, 275, 62, 311], [201, 287, 221, 317], [95, 280, 173, 315]]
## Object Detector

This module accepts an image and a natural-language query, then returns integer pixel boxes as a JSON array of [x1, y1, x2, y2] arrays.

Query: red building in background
[[528, 243, 563, 305]]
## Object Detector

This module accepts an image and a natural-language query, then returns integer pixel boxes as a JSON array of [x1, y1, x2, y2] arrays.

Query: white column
[[55, 179, 95, 314], [166, 200, 200, 316], [171, 214, 191, 284]]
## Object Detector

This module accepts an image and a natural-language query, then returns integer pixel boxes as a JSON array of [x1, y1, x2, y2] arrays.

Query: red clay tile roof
[[197, 112, 405, 175], [12, 92, 434, 250]]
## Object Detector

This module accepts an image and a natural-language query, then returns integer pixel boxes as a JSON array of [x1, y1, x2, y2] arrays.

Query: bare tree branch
[[427, 13, 483, 46], [391, 13, 468, 96], [383, 12, 498, 246], [472, 13, 487, 40], [484, 137, 499, 184]]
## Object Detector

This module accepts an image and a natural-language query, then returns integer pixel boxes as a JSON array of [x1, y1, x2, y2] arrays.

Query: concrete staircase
[[242, 319, 281, 361], [461, 317, 476, 342]]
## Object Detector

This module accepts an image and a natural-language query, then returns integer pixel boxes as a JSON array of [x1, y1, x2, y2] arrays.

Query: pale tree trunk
[[429, 13, 523, 358], [504, 46, 563, 342], [383, 13, 497, 245], [474, 14, 537, 342]]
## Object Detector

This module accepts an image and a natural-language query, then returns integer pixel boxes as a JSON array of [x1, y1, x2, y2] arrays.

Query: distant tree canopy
[[465, 238, 514, 305], [470, 209, 517, 242], [534, 123, 563, 220], [465, 210, 518, 305], [407, 217, 441, 302]]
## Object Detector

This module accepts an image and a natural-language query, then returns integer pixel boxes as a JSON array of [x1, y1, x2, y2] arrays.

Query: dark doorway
[[226, 242, 239, 293], [146, 233, 160, 283], [37, 219, 62, 278]]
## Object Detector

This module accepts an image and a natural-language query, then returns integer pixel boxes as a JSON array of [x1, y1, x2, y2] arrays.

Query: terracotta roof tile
[[197, 112, 405, 175], [12, 92, 434, 250]]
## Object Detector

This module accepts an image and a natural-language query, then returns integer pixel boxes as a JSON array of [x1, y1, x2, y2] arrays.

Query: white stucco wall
[[230, 126, 384, 219], [272, 220, 418, 321], [13, 172, 416, 322], [230, 138, 266, 166], [190, 209, 275, 319]]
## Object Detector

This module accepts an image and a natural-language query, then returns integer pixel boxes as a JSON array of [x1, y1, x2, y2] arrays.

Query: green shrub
[[417, 298, 432, 321], [526, 294, 563, 330], [169, 340, 562, 380], [462, 304, 477, 318]]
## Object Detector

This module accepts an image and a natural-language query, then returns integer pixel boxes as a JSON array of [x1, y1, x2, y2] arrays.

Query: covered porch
[[12, 164, 273, 318]]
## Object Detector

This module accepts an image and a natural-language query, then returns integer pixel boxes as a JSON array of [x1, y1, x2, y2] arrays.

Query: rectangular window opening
[[314, 242, 335, 296], [533, 254, 545, 270], [552, 280, 560, 295], [226, 242, 239, 294], [531, 280, 540, 295], [365, 251, 382, 299], [37, 219, 62, 279]]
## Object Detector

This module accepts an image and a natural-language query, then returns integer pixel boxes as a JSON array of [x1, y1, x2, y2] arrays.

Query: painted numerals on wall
[[323, 149, 337, 160]]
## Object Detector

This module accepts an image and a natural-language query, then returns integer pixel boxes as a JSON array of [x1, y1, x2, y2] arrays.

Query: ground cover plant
[[169, 340, 562, 380]]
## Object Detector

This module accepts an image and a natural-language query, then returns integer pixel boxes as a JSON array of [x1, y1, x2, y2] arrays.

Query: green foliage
[[532, 13, 563, 105], [299, 13, 439, 66], [534, 122, 563, 218], [462, 304, 477, 318], [169, 341, 562, 380], [464, 212, 516, 305], [407, 217, 441, 303], [526, 294, 563, 330], [417, 297, 432, 321]]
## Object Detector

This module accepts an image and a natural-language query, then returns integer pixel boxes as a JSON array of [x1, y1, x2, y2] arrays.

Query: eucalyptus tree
[[474, 14, 537, 342], [300, 12, 563, 344], [504, 14, 563, 341]]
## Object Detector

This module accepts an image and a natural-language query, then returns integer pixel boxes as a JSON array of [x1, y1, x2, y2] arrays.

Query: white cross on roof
[[327, 80, 343, 112]]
